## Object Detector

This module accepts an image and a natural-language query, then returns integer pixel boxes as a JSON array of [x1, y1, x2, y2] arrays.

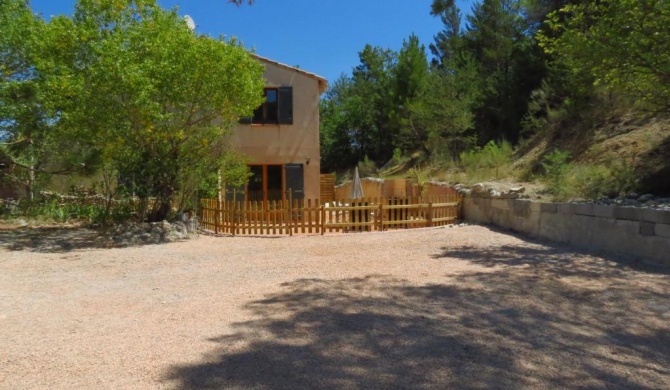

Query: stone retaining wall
[[463, 196, 670, 264]]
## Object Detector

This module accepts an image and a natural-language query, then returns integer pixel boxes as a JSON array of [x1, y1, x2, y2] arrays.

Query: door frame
[[246, 164, 286, 205]]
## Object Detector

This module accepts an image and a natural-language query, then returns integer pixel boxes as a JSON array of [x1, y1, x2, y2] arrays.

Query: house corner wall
[[229, 61, 323, 200]]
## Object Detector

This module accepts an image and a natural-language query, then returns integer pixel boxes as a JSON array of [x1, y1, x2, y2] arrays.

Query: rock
[[458, 188, 472, 196], [501, 192, 520, 199], [489, 190, 501, 198], [509, 186, 525, 194], [164, 231, 180, 242], [623, 199, 640, 207], [626, 192, 640, 200], [172, 222, 188, 236], [638, 194, 655, 202], [471, 183, 488, 197]]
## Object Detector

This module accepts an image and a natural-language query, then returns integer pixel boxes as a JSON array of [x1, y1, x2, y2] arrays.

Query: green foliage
[[0, 0, 265, 222], [4, 191, 138, 224], [540, 1, 670, 111], [459, 141, 514, 180], [357, 156, 378, 178], [415, 56, 480, 161], [571, 160, 637, 200], [540, 150, 638, 200], [319, 82, 359, 172], [0, 0, 94, 199], [460, 0, 545, 144], [391, 148, 404, 166], [407, 166, 431, 196], [391, 34, 430, 152], [540, 149, 572, 197], [320, 46, 398, 171], [429, 0, 462, 67]]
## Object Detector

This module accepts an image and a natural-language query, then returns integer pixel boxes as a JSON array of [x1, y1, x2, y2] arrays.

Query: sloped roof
[[252, 54, 328, 94]]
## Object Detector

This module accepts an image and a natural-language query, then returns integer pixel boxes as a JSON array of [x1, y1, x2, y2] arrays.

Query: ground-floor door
[[244, 164, 304, 204]]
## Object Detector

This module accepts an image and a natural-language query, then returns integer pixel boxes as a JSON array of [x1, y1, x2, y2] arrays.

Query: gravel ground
[[1, 225, 669, 389]]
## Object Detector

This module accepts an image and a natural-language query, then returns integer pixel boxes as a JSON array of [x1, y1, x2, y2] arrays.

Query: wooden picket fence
[[200, 193, 461, 236]]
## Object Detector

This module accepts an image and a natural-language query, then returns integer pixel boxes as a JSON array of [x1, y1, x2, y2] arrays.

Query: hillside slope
[[516, 113, 670, 196]]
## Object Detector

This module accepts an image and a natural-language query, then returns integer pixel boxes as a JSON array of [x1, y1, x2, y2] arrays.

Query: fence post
[[427, 201, 433, 228], [288, 189, 293, 236], [216, 188, 222, 235], [320, 205, 325, 235], [232, 188, 237, 236], [377, 202, 384, 231]]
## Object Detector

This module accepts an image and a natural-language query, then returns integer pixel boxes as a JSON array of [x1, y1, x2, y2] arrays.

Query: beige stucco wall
[[230, 61, 322, 200]]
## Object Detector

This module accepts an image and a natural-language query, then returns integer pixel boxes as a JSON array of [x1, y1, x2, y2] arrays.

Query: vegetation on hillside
[[320, 0, 670, 198]]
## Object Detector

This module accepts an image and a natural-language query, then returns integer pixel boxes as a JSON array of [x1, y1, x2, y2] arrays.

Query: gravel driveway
[[1, 225, 669, 389]]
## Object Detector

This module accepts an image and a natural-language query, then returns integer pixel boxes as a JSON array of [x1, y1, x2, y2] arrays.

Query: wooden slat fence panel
[[320, 174, 336, 203], [200, 193, 461, 235]]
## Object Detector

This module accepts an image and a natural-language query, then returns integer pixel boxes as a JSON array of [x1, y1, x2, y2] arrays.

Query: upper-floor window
[[254, 89, 279, 124], [241, 86, 293, 125]]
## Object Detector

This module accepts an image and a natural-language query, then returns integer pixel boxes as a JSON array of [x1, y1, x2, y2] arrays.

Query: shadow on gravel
[[434, 233, 670, 276], [166, 266, 670, 388], [0, 226, 168, 253]]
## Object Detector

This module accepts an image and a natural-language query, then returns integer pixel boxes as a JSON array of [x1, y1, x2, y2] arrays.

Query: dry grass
[[1, 226, 669, 389]]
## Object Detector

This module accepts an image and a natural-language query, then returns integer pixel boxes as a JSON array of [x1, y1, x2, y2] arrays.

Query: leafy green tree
[[61, 0, 264, 221], [0, 0, 97, 200], [541, 0, 670, 110], [0, 0, 44, 199]]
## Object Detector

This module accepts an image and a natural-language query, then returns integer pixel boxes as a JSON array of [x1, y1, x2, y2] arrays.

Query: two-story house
[[230, 55, 327, 204]]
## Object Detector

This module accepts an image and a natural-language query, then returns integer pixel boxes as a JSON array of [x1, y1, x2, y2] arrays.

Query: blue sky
[[29, 0, 472, 85]]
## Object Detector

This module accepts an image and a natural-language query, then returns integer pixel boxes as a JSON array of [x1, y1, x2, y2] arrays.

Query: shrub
[[407, 167, 430, 196], [541, 151, 638, 201], [357, 156, 378, 178], [541, 149, 572, 197], [459, 140, 514, 181]]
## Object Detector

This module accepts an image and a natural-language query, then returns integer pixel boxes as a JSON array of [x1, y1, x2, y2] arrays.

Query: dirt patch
[[1, 227, 668, 389]]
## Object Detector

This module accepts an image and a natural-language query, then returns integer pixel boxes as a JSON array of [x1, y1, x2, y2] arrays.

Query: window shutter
[[284, 163, 304, 199], [278, 86, 293, 125]]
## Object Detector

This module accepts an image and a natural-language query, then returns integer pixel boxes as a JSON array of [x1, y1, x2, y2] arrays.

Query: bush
[[407, 167, 430, 196], [541, 149, 572, 197], [572, 159, 637, 199], [459, 141, 514, 181], [357, 156, 378, 178], [0, 191, 142, 225], [541, 151, 638, 200]]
